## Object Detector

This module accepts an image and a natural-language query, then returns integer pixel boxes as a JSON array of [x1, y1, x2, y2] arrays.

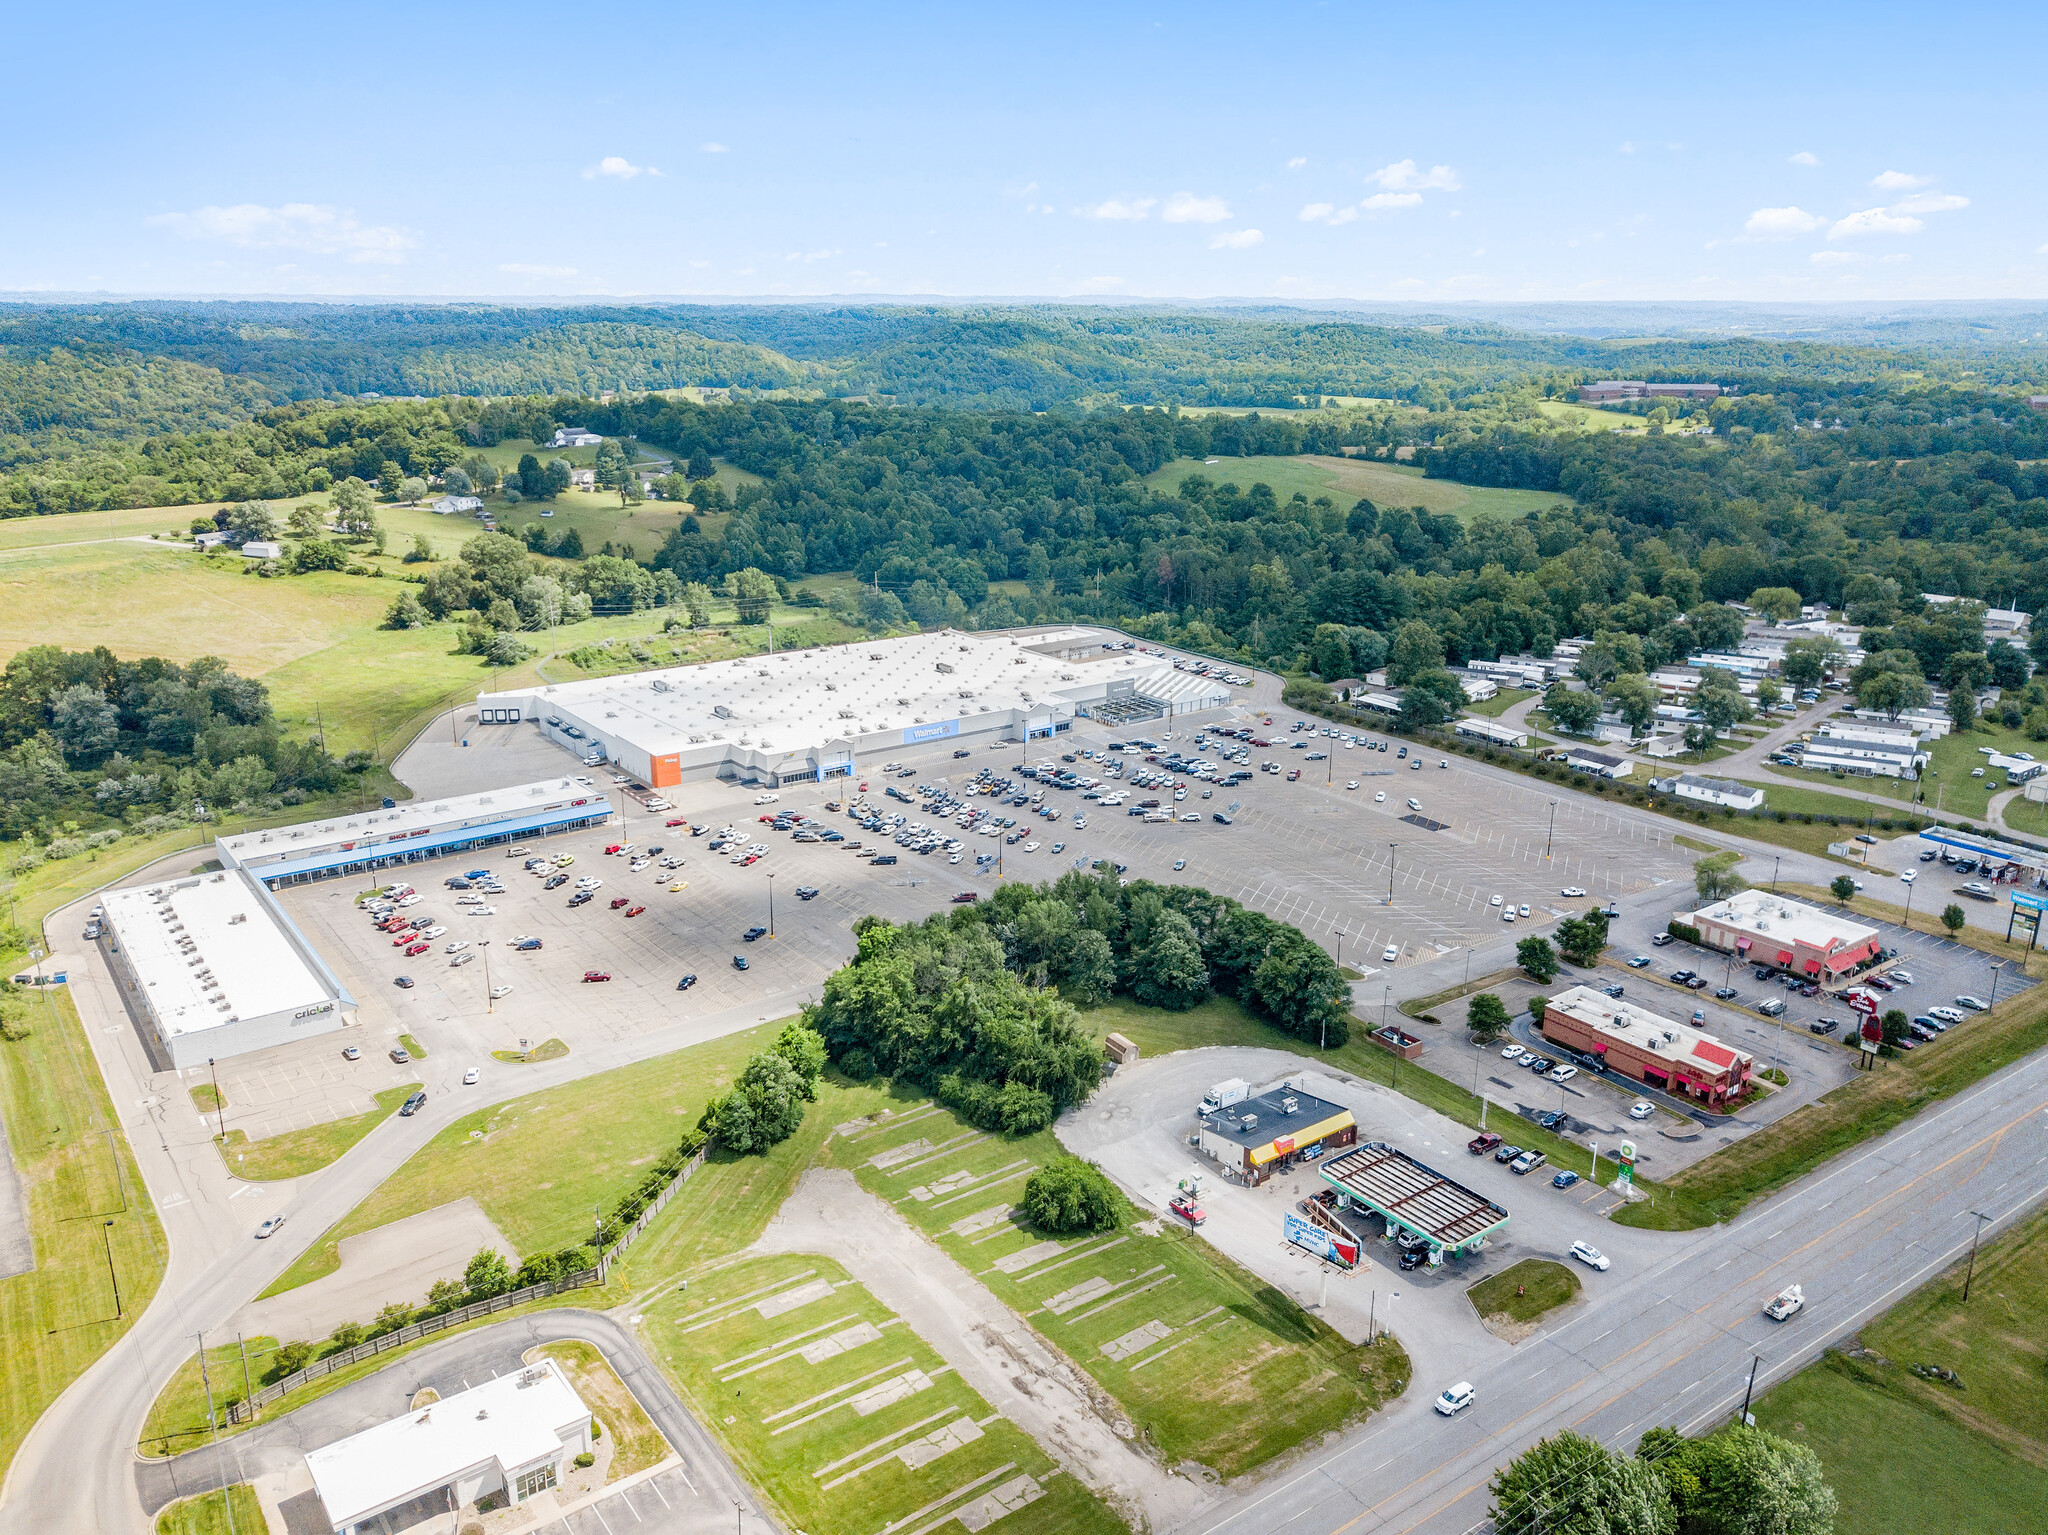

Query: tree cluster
[[1490, 1424, 1837, 1535]]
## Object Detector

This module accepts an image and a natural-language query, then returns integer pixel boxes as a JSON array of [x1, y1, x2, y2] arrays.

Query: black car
[[1715, 986, 1739, 1000], [399, 1090, 427, 1116], [1685, 976, 1708, 990], [732, 954, 750, 970], [1669, 969, 1695, 983], [1398, 1245, 1428, 1270], [1809, 1017, 1840, 1034], [677, 974, 697, 990], [1601, 983, 1625, 998], [568, 892, 593, 906], [1494, 1143, 1523, 1163], [795, 885, 819, 899], [1213, 813, 1233, 824], [544, 874, 568, 889], [393, 975, 414, 988]]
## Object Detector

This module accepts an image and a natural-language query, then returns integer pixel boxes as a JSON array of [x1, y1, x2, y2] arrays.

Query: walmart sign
[[902, 719, 961, 745]]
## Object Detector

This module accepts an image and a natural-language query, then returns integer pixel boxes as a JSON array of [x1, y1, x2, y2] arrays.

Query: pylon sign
[[1615, 1139, 1637, 1188]]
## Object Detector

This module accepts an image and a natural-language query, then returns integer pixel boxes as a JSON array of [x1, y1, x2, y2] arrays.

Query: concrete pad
[[0, 1100, 33, 1280], [231, 1196, 516, 1343]]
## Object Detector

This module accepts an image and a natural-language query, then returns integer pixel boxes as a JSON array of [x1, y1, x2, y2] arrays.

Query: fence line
[[225, 1146, 707, 1423]]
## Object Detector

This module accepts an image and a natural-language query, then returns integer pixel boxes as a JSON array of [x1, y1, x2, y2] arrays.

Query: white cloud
[[584, 155, 659, 179], [1162, 191, 1232, 224], [1811, 250, 1866, 265], [498, 262, 577, 277], [1830, 206, 1925, 239], [1871, 169, 1929, 190], [700, 141, 729, 154], [1893, 191, 1969, 214], [1210, 228, 1264, 249], [2039, 242, 2048, 254], [1618, 140, 1636, 155], [146, 203, 413, 263], [1072, 275, 1124, 292], [1286, 156, 1307, 168], [1298, 202, 1335, 222], [1367, 159, 1461, 192], [1075, 197, 1155, 220], [1788, 150, 1820, 166], [1004, 179, 1038, 198], [1745, 205, 1828, 237], [1328, 207, 1358, 224], [1361, 191, 1423, 211], [785, 248, 842, 262]]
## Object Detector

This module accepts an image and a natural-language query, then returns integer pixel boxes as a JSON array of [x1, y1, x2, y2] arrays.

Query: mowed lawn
[[215, 1084, 421, 1182], [824, 1103, 1409, 1479], [645, 1252, 1125, 1535], [260, 1022, 789, 1297], [0, 988, 167, 1483], [1753, 1352, 2048, 1535], [1140, 454, 1573, 520]]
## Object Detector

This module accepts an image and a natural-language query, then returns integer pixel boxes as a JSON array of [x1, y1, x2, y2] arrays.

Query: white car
[[1490, 894, 1503, 907], [1502, 909, 1516, 923], [1925, 1005, 1967, 1024], [1374, 791, 1386, 803], [1628, 1100, 1654, 1120], [1518, 904, 1531, 918], [1346, 780, 1359, 790], [489, 985, 513, 999], [1899, 870, 1917, 884], [1382, 944, 1400, 963], [1434, 1382, 1475, 1416], [1890, 970, 1915, 985], [1501, 1041, 1524, 1058], [396, 894, 421, 907], [1561, 886, 1586, 898], [1569, 1241, 1610, 1271], [445, 940, 469, 953], [420, 925, 446, 940], [470, 906, 496, 916], [754, 793, 780, 805], [463, 1067, 480, 1084], [1024, 841, 1039, 851], [1516, 1051, 1537, 1066], [450, 952, 474, 968], [948, 852, 963, 864], [255, 1214, 287, 1239], [1548, 1064, 1578, 1082], [1180, 813, 1200, 822], [1407, 798, 1421, 811]]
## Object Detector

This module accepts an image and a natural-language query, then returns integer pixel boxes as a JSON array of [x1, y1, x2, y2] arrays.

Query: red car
[[393, 933, 417, 946], [1468, 1132, 1503, 1156], [666, 818, 686, 828], [582, 970, 611, 983], [610, 897, 630, 909], [1169, 1194, 1207, 1226], [605, 843, 624, 855], [952, 891, 980, 904], [405, 941, 431, 956], [858, 781, 869, 792], [624, 905, 646, 917], [742, 854, 762, 866]]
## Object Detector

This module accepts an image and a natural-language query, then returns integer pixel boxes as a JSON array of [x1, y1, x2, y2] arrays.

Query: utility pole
[[1962, 1209, 1993, 1300], [1739, 1353, 1762, 1426], [238, 1334, 255, 1427], [198, 1331, 239, 1535]]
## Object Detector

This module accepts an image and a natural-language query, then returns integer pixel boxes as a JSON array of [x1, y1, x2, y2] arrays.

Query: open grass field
[[1467, 1259, 1579, 1326], [825, 1098, 1410, 1479], [1751, 1203, 2048, 1535], [214, 1083, 421, 1182], [645, 1251, 1126, 1535], [261, 1021, 789, 1296], [1620, 973, 2048, 1229], [1140, 454, 1574, 521], [2000, 793, 2048, 837], [0, 988, 166, 1483], [152, 1484, 264, 1535], [1533, 400, 1651, 435], [529, 1339, 668, 1479], [141, 1333, 282, 1457]]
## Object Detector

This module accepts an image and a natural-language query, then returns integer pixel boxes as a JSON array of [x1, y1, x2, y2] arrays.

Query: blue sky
[[5, 1, 2043, 302]]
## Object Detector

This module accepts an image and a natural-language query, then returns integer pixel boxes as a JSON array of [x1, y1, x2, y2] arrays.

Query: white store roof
[[1690, 889, 1878, 952], [307, 1359, 588, 1530], [497, 630, 1160, 755], [217, 779, 596, 869], [102, 871, 330, 1038], [1547, 985, 1752, 1075]]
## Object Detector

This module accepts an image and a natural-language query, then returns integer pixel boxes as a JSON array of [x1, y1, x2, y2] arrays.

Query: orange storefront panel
[[651, 754, 681, 788]]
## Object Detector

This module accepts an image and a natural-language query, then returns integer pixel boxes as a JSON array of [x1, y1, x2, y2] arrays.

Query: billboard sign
[[1283, 1210, 1359, 1268], [902, 719, 961, 745]]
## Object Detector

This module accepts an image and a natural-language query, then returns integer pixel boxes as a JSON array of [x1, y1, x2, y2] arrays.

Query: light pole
[[1387, 843, 1397, 906], [1544, 799, 1557, 863], [1772, 856, 1781, 892], [1739, 1353, 1763, 1426], [207, 1056, 226, 1141], [766, 872, 775, 938], [101, 1220, 121, 1318], [1962, 1209, 1994, 1300], [1987, 960, 2005, 1012], [481, 940, 494, 1013]]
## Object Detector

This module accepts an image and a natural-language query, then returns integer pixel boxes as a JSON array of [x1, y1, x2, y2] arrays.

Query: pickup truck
[[1764, 1284, 1805, 1321], [1467, 1132, 1503, 1155], [1510, 1150, 1548, 1175]]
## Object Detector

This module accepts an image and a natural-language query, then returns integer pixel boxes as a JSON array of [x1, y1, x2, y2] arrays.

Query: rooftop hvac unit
[[1241, 1113, 1258, 1129], [1664, 1030, 1678, 1042], [936, 662, 955, 674], [839, 710, 855, 719], [228, 913, 246, 925], [898, 698, 910, 706], [1645, 1037, 1661, 1050], [1281, 1096, 1299, 1114]]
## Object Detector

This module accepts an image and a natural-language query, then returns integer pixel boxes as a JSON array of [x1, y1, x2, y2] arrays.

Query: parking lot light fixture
[[767, 872, 775, 938], [1988, 960, 2004, 1011], [1544, 799, 1557, 862]]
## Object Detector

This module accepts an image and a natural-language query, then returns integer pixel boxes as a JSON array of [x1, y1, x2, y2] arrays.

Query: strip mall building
[[1541, 985, 1755, 1107]]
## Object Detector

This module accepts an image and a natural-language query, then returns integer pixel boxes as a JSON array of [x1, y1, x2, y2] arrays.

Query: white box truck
[[1200, 1078, 1251, 1115]]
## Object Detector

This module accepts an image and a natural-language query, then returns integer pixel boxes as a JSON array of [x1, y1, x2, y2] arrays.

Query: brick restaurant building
[[1541, 985, 1755, 1107], [1688, 889, 1882, 982]]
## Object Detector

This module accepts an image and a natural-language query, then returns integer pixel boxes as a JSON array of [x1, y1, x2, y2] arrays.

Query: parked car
[[1168, 1194, 1206, 1226], [1468, 1132, 1503, 1155], [341, 1044, 361, 1061], [1569, 1240, 1610, 1270], [581, 970, 611, 983], [1493, 1143, 1523, 1163], [732, 955, 750, 970], [1627, 955, 1652, 968], [677, 974, 697, 990], [1510, 1150, 1548, 1175], [393, 976, 414, 988], [390, 1046, 411, 1063], [1651, 933, 1675, 947], [1551, 1170, 1580, 1189], [1628, 1100, 1653, 1120]]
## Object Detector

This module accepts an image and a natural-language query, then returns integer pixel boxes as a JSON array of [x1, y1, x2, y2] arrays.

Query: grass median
[[153, 1484, 264, 1535], [214, 1084, 420, 1182], [528, 1340, 667, 1478], [0, 987, 166, 1484], [1467, 1258, 1580, 1328]]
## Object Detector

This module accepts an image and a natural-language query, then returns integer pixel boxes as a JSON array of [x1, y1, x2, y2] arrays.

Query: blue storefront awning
[[246, 805, 611, 883]]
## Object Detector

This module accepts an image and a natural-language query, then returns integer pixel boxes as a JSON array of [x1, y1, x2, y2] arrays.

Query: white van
[[1407, 797, 1421, 811], [1382, 944, 1400, 963]]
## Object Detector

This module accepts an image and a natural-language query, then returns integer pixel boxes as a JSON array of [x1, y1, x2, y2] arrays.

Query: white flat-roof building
[[1563, 747, 1633, 778], [476, 630, 1226, 790], [1689, 889, 1882, 981], [307, 1358, 591, 1534], [99, 870, 351, 1069], [1658, 774, 1766, 811], [1448, 670, 1498, 702], [217, 779, 617, 889], [1801, 722, 1926, 780]]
